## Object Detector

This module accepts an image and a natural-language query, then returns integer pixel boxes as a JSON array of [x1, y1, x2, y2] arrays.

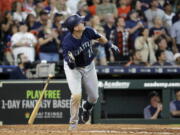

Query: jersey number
[[88, 47, 93, 58]]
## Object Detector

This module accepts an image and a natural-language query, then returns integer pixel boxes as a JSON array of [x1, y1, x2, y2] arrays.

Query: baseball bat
[[28, 74, 53, 125]]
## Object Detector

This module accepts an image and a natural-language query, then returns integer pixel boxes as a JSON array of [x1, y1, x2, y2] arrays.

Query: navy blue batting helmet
[[64, 14, 84, 32]]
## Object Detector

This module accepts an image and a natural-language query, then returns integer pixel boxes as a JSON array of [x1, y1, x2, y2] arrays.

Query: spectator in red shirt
[[117, 0, 131, 18], [110, 17, 130, 61], [88, 0, 100, 16]]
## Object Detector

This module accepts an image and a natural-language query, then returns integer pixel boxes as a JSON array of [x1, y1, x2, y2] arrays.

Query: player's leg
[[64, 62, 82, 129], [81, 62, 99, 123]]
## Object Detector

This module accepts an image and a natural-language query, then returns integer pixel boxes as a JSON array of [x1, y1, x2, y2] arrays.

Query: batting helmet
[[64, 14, 84, 32]]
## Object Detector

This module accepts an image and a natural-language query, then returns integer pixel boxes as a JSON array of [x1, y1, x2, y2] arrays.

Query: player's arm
[[95, 33, 119, 54], [96, 34, 108, 44], [62, 41, 76, 69], [88, 26, 120, 53]]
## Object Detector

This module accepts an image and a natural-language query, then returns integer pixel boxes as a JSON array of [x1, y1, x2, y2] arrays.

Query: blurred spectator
[[144, 91, 162, 119], [170, 90, 180, 118], [45, 0, 59, 15], [90, 15, 107, 65], [88, 0, 100, 16], [135, 1, 147, 22], [52, 13, 63, 30], [145, 0, 166, 28], [12, 1, 27, 23], [66, 0, 81, 15], [52, 13, 66, 60], [125, 50, 148, 66], [103, 13, 116, 62], [96, 0, 117, 20], [23, 0, 36, 17], [56, 0, 71, 16], [171, 11, 180, 53], [93, 26, 107, 66], [0, 0, 16, 15], [174, 53, 180, 66], [16, 53, 33, 78], [155, 36, 174, 64], [38, 26, 60, 62], [110, 17, 130, 61], [149, 17, 171, 42], [140, 0, 151, 11], [153, 50, 172, 66], [135, 28, 157, 65], [3, 24, 18, 65], [126, 10, 144, 49], [103, 13, 116, 40], [34, 0, 45, 17], [117, 0, 131, 18], [77, 2, 91, 22], [31, 10, 50, 32], [25, 13, 38, 32], [11, 23, 37, 64], [163, 2, 175, 33], [1, 11, 17, 65]]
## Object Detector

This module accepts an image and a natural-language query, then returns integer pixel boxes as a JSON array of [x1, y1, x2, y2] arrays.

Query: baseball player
[[62, 14, 119, 130]]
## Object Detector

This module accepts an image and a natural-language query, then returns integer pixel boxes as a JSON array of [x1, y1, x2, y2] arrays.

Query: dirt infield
[[0, 124, 180, 135]]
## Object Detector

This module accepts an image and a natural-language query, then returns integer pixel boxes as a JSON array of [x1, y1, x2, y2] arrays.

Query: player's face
[[74, 22, 85, 32]]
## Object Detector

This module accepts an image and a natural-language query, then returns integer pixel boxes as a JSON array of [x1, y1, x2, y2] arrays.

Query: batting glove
[[67, 51, 76, 69], [111, 44, 120, 54], [106, 42, 120, 54]]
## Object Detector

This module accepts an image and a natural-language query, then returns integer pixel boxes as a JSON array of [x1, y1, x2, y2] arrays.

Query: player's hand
[[67, 51, 76, 69], [68, 51, 75, 63], [111, 44, 120, 54]]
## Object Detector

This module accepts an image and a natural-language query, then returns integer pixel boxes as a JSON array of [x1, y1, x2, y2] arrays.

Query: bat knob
[[48, 74, 54, 78]]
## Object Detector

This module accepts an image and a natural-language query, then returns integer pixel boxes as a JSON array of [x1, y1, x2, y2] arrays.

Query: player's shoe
[[81, 102, 92, 123], [68, 122, 77, 131]]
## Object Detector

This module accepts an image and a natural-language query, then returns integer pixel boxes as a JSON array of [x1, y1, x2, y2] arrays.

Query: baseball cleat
[[82, 110, 91, 123], [81, 102, 91, 123], [68, 122, 77, 131]]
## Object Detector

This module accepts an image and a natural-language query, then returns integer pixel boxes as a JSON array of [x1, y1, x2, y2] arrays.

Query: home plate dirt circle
[[0, 124, 180, 135]]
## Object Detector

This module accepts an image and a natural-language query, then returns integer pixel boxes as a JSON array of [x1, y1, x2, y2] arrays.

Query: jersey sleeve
[[62, 38, 74, 63], [62, 41, 69, 62], [85, 26, 101, 40]]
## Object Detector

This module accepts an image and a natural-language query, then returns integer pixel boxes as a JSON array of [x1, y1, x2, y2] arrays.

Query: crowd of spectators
[[1, 0, 180, 67]]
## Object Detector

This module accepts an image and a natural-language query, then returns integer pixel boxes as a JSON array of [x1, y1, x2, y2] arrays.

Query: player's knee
[[88, 95, 99, 104], [71, 94, 81, 103]]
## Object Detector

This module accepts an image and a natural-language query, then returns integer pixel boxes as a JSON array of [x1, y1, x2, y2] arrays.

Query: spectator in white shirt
[[11, 23, 37, 64], [163, 2, 175, 33], [145, 0, 166, 28], [12, 1, 27, 23], [23, 0, 36, 17], [155, 36, 174, 64]]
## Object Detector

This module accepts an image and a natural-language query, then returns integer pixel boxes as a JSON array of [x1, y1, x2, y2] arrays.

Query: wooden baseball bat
[[28, 74, 53, 124]]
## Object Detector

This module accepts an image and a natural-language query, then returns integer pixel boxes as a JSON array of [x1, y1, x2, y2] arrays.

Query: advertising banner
[[0, 81, 71, 124]]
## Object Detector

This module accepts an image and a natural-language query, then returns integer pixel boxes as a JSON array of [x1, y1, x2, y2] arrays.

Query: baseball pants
[[64, 61, 99, 124]]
